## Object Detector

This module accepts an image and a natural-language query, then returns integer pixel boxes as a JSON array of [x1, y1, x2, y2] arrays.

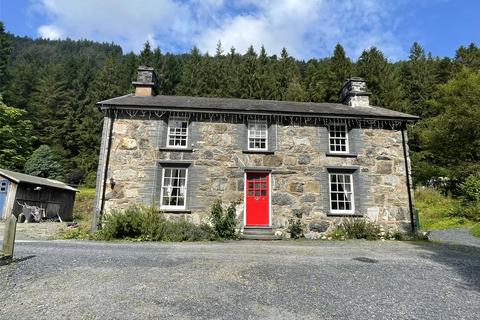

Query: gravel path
[[429, 228, 480, 248], [0, 222, 66, 240], [1, 239, 479, 319]]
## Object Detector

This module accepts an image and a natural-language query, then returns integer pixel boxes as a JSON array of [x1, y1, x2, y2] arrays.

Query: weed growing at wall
[[209, 199, 239, 239]]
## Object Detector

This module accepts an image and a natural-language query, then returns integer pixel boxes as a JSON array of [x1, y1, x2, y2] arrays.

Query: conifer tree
[[257, 46, 276, 100], [177, 47, 206, 96], [274, 48, 305, 101], [224, 47, 241, 97], [324, 43, 352, 102], [455, 43, 480, 70], [139, 41, 153, 66], [400, 42, 436, 117], [356, 47, 406, 111], [239, 46, 260, 99], [0, 22, 11, 94], [29, 64, 72, 146], [303, 59, 327, 102]]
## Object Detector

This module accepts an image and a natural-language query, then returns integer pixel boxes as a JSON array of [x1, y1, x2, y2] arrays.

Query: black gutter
[[401, 124, 416, 234]]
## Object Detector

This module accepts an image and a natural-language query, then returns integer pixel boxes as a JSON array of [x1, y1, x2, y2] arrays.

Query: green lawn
[[415, 187, 479, 237]]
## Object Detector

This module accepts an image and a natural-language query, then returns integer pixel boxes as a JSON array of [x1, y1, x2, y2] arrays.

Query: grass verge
[[471, 224, 480, 238], [57, 187, 95, 240], [415, 187, 478, 231]]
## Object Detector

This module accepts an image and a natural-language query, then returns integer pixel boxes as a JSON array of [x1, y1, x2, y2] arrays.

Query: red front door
[[246, 172, 270, 226]]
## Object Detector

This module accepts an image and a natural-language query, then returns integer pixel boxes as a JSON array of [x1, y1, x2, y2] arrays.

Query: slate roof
[[0, 169, 78, 192], [97, 94, 419, 121]]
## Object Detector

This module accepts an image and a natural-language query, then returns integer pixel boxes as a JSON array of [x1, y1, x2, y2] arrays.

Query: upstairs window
[[167, 116, 188, 148], [160, 168, 188, 210], [248, 120, 268, 150], [329, 124, 349, 153], [329, 173, 354, 214]]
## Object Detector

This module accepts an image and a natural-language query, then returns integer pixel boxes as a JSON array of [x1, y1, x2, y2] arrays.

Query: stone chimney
[[339, 77, 371, 107], [132, 66, 158, 96]]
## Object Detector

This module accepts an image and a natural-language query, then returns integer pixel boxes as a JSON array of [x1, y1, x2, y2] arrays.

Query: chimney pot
[[133, 66, 158, 96], [339, 77, 371, 107]]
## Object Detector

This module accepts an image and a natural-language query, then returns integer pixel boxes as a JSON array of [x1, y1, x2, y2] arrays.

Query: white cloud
[[33, 0, 408, 59], [38, 25, 63, 39]]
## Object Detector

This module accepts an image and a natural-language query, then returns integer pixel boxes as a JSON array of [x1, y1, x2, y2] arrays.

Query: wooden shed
[[0, 169, 78, 221]]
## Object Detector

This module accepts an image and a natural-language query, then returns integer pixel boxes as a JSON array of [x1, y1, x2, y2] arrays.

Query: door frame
[[243, 170, 272, 227]]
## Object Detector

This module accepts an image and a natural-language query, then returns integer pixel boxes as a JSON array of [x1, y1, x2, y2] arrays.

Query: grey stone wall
[[102, 114, 412, 235]]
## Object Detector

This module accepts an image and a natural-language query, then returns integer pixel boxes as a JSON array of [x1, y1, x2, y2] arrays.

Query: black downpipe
[[401, 125, 415, 234], [97, 108, 115, 229]]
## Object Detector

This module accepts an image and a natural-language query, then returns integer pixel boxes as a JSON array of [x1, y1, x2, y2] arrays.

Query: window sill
[[327, 212, 363, 217], [242, 150, 275, 154], [326, 152, 358, 158], [160, 209, 191, 214], [159, 147, 193, 152]]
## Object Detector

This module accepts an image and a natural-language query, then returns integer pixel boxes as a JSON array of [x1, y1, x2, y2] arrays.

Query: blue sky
[[1, 0, 479, 61]]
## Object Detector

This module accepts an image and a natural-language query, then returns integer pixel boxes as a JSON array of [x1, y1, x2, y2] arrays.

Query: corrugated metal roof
[[0, 169, 78, 192], [97, 94, 419, 121]]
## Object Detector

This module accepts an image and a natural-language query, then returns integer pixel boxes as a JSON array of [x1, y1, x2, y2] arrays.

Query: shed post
[[1, 215, 17, 258]]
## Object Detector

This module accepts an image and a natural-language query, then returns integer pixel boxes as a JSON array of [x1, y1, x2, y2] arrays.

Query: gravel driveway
[[429, 228, 480, 247], [1, 239, 479, 319]]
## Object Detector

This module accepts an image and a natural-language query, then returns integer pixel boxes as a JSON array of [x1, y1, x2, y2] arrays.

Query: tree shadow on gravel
[[406, 241, 480, 292], [0, 255, 36, 267]]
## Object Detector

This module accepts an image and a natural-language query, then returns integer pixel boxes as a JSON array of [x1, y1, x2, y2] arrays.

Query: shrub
[[24, 145, 63, 179], [471, 224, 480, 238], [99, 206, 146, 240], [97, 206, 216, 241], [339, 218, 381, 240], [329, 226, 345, 240], [209, 199, 239, 239], [287, 218, 303, 239], [460, 172, 480, 203]]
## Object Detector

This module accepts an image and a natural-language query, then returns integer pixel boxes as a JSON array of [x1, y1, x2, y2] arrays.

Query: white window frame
[[166, 116, 189, 148], [328, 124, 349, 154], [247, 119, 268, 151], [160, 167, 188, 210], [328, 173, 355, 214]]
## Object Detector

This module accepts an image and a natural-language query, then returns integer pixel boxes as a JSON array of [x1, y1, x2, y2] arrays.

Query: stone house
[[92, 66, 418, 238]]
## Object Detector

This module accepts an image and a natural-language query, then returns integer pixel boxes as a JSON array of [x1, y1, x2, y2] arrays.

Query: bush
[[329, 226, 345, 240], [97, 206, 216, 241], [287, 218, 303, 239], [24, 145, 63, 179], [83, 171, 98, 188], [471, 224, 480, 238], [460, 172, 480, 203], [339, 218, 381, 240], [209, 199, 239, 239]]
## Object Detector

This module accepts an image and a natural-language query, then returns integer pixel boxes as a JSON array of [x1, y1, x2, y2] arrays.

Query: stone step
[[242, 227, 274, 235], [240, 233, 281, 241]]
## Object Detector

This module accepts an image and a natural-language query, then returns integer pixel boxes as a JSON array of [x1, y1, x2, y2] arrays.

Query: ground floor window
[[329, 172, 354, 213], [160, 167, 188, 209]]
